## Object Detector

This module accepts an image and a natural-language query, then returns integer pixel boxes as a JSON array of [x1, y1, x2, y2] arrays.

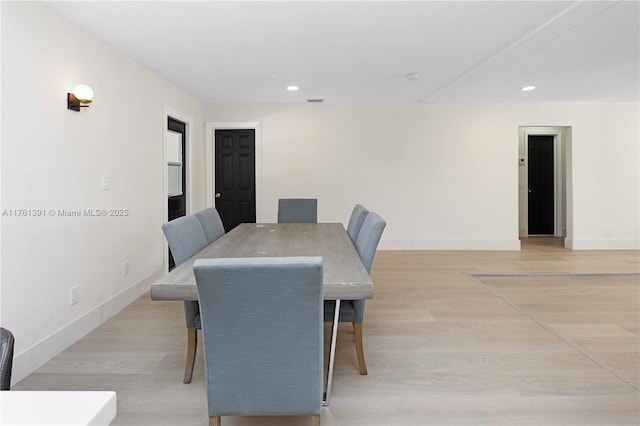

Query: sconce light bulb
[[73, 84, 94, 102]]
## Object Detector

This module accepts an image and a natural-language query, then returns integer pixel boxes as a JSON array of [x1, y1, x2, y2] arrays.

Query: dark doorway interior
[[167, 117, 186, 269], [528, 135, 554, 235]]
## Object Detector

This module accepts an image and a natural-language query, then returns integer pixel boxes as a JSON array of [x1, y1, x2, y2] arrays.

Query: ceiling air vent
[[307, 99, 324, 103]]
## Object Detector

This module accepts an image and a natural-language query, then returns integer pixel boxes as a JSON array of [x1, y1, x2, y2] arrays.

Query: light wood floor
[[15, 238, 640, 425]]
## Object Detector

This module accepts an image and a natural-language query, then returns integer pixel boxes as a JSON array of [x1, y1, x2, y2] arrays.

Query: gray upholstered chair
[[161, 214, 209, 384], [346, 204, 369, 244], [194, 257, 323, 426], [1, 327, 15, 391], [195, 207, 226, 244], [324, 211, 386, 375], [277, 198, 318, 223]]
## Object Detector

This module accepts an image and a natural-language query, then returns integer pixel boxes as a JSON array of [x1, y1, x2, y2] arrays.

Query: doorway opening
[[528, 134, 555, 235], [166, 117, 187, 269], [163, 107, 194, 272], [518, 127, 570, 245]]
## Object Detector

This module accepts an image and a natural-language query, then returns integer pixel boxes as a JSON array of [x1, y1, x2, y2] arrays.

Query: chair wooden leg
[[183, 328, 197, 384], [353, 322, 368, 375], [311, 414, 321, 426], [209, 416, 221, 426]]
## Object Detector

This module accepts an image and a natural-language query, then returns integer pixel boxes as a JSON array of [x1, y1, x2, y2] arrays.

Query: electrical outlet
[[123, 261, 130, 277], [69, 286, 79, 305]]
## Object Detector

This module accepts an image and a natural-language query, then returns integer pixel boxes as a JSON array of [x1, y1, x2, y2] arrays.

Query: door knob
[[215, 193, 221, 198]]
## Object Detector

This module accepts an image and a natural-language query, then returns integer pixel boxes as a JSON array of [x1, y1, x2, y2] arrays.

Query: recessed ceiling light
[[521, 86, 536, 92], [287, 85, 299, 91]]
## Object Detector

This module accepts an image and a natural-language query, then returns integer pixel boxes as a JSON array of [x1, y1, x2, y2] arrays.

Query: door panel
[[528, 135, 554, 235], [215, 129, 256, 231]]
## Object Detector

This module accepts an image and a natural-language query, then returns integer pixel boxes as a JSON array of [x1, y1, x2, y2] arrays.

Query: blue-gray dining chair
[[194, 257, 323, 426], [346, 204, 369, 244], [195, 207, 226, 244], [324, 211, 386, 375], [277, 198, 318, 223], [0, 327, 15, 390], [161, 214, 209, 384]]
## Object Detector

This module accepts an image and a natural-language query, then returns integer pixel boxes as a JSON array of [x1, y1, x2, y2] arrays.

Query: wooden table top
[[150, 223, 374, 301]]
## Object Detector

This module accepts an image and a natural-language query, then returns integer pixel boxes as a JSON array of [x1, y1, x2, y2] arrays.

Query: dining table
[[150, 222, 374, 405]]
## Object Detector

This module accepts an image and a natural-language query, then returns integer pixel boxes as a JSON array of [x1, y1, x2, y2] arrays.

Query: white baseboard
[[565, 239, 640, 250], [11, 269, 165, 385], [379, 239, 521, 251]]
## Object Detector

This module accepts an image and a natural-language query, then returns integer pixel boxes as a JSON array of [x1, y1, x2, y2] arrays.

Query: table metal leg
[[323, 299, 341, 406]]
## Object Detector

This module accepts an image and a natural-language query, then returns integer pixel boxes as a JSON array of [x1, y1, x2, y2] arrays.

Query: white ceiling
[[45, 1, 639, 103]]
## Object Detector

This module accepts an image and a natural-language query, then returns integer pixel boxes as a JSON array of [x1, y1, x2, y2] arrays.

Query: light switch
[[101, 174, 111, 190]]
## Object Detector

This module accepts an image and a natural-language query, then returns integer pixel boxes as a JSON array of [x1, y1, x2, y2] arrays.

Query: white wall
[[205, 102, 639, 250], [566, 105, 640, 249], [1, 2, 206, 383]]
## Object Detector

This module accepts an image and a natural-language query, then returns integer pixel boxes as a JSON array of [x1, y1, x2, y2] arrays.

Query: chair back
[[277, 198, 318, 223], [1, 327, 15, 390], [347, 204, 369, 244], [162, 215, 209, 266], [349, 212, 386, 323], [354, 212, 386, 273], [195, 208, 226, 244], [162, 215, 209, 331], [194, 256, 323, 417]]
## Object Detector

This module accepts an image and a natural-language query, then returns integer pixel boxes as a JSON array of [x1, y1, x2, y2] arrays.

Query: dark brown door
[[528, 135, 554, 235], [215, 129, 256, 231]]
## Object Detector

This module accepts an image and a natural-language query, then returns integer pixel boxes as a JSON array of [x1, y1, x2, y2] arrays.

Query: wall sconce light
[[67, 84, 94, 111]]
